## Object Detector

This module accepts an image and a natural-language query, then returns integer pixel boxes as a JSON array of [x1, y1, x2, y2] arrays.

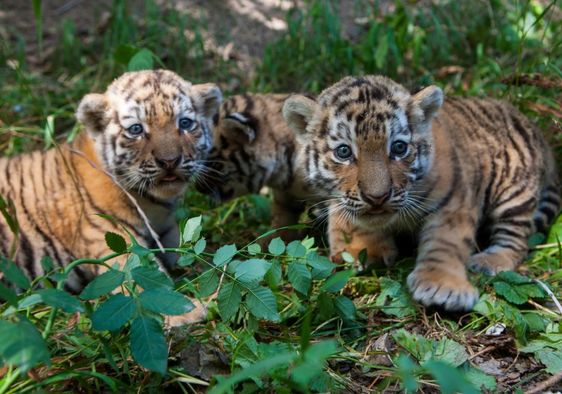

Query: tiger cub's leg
[[407, 209, 479, 311], [269, 191, 306, 242], [468, 200, 537, 276], [328, 207, 397, 268]]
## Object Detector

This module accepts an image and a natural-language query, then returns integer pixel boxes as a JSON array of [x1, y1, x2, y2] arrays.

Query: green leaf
[[131, 266, 173, 289], [0, 319, 50, 372], [197, 269, 219, 297], [0, 282, 18, 306], [268, 237, 285, 256], [463, 365, 497, 391], [374, 31, 390, 69], [247, 243, 261, 255], [37, 289, 84, 312], [265, 260, 282, 288], [130, 316, 167, 374], [113, 44, 139, 65], [80, 269, 125, 300], [123, 254, 141, 278], [40, 256, 54, 273], [245, 286, 280, 322], [423, 360, 478, 394], [234, 259, 271, 284], [395, 354, 419, 393], [292, 340, 337, 386], [538, 349, 562, 374], [492, 272, 546, 305], [17, 294, 42, 309], [183, 216, 202, 243], [193, 238, 206, 255], [217, 281, 242, 321], [393, 329, 432, 362], [375, 277, 416, 318], [286, 240, 306, 258], [91, 294, 136, 331], [317, 292, 335, 321], [287, 262, 311, 295], [320, 270, 353, 293], [139, 288, 194, 315], [334, 296, 356, 321], [306, 252, 336, 280], [0, 256, 30, 289], [177, 254, 195, 267], [104, 232, 127, 254], [128, 48, 154, 71], [213, 244, 237, 267], [208, 352, 298, 394], [429, 338, 469, 367]]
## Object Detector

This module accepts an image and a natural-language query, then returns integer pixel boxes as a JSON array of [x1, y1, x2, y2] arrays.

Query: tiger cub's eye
[[127, 124, 144, 136], [390, 141, 408, 157], [334, 144, 353, 160], [179, 117, 197, 132]]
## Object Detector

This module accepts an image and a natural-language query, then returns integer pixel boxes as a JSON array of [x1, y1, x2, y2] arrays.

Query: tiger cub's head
[[77, 69, 222, 201], [283, 75, 443, 227], [196, 94, 290, 202]]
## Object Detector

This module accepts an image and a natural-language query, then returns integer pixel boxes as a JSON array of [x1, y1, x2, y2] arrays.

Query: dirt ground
[[0, 0, 384, 71]]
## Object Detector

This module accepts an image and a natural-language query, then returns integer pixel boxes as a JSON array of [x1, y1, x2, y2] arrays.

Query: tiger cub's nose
[[360, 190, 390, 207], [155, 155, 182, 170]]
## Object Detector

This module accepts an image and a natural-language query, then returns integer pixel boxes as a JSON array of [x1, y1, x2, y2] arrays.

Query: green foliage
[[375, 277, 416, 317], [0, 318, 50, 373], [492, 271, 546, 304], [0, 0, 561, 391]]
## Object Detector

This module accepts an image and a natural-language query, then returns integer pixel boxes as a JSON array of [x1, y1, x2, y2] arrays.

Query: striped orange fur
[[0, 69, 221, 307], [283, 75, 560, 311], [196, 93, 313, 234]]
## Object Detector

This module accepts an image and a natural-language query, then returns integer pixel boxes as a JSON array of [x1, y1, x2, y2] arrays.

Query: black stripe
[[499, 197, 537, 219], [18, 232, 36, 279], [434, 150, 461, 211], [284, 141, 295, 188]]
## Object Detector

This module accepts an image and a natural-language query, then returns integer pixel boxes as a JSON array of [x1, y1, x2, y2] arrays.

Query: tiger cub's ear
[[192, 83, 223, 119], [408, 86, 443, 130], [222, 113, 256, 144], [77, 93, 110, 135], [283, 94, 318, 135]]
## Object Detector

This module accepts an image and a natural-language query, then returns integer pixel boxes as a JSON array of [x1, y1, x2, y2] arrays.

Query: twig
[[533, 279, 562, 315], [525, 370, 562, 394], [527, 300, 561, 320], [468, 345, 496, 361]]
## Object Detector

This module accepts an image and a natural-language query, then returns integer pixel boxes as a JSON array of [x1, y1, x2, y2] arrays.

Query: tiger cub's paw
[[468, 252, 517, 276], [164, 299, 208, 328], [407, 266, 479, 311]]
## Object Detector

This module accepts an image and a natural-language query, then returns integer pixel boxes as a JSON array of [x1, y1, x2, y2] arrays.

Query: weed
[[0, 0, 561, 392]]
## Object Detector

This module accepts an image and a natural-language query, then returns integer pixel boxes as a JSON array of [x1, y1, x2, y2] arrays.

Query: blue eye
[[127, 124, 144, 136], [179, 117, 197, 132], [391, 141, 408, 156], [334, 144, 353, 160]]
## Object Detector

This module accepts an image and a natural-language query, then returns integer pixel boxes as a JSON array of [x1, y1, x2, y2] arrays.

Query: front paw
[[164, 299, 208, 328], [468, 252, 516, 276], [407, 266, 479, 311]]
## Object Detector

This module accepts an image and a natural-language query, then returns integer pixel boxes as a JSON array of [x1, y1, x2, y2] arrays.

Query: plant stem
[[0, 366, 19, 394], [42, 252, 121, 339]]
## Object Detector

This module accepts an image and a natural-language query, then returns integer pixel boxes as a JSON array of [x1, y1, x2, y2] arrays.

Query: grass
[[0, 0, 561, 392]]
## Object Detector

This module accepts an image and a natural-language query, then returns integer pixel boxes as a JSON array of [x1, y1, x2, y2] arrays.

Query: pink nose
[[155, 155, 181, 170], [360, 190, 390, 207]]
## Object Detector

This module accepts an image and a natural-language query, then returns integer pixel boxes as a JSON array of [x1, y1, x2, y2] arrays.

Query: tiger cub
[[0, 70, 221, 306], [283, 75, 560, 311], [196, 93, 313, 236]]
